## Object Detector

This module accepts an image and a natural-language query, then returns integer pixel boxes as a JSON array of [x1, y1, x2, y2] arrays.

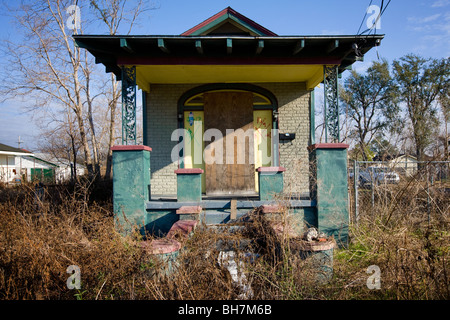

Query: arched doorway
[[178, 84, 278, 196]]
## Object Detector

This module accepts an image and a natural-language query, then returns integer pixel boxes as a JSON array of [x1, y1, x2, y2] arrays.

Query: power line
[[360, 0, 392, 38], [356, 0, 374, 35], [353, 0, 392, 58]]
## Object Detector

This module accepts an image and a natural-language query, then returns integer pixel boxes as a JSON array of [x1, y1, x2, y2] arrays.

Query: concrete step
[[176, 205, 202, 215], [167, 219, 198, 240], [260, 204, 286, 214]]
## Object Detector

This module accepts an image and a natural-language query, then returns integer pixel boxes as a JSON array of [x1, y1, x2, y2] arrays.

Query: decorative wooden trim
[[256, 166, 286, 172], [117, 56, 342, 66], [181, 7, 278, 36], [307, 143, 349, 151], [111, 145, 152, 152], [178, 83, 278, 113], [174, 168, 204, 174]]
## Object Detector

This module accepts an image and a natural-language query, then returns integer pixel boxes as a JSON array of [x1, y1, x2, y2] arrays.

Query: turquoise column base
[[111, 145, 151, 235], [175, 168, 203, 203], [308, 143, 349, 247], [257, 167, 285, 201], [297, 240, 335, 284]]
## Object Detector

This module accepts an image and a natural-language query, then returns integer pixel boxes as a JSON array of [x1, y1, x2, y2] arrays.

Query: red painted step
[[167, 219, 198, 240], [176, 205, 202, 215]]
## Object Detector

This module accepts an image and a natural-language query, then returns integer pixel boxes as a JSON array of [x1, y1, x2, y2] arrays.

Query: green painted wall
[[31, 168, 55, 183]]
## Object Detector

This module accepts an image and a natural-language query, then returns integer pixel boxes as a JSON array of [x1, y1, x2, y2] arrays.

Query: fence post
[[371, 175, 375, 211], [427, 166, 430, 225], [353, 160, 359, 223]]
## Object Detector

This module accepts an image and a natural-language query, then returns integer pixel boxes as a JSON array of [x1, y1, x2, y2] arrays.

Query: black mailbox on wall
[[279, 133, 296, 141]]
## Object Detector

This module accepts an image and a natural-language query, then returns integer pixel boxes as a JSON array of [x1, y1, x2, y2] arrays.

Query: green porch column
[[257, 166, 286, 200], [175, 168, 204, 202], [308, 143, 349, 246], [111, 145, 152, 234]]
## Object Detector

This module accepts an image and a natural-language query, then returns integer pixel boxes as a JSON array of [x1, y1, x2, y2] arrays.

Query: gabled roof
[[73, 8, 383, 88], [181, 7, 277, 36], [24, 154, 59, 168], [0, 143, 33, 156]]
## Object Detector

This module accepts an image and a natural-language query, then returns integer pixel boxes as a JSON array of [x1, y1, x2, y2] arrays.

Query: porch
[[111, 143, 349, 246]]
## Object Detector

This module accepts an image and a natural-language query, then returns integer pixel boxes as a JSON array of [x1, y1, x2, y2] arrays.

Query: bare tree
[[1, 0, 153, 179], [1, 0, 97, 175], [38, 108, 82, 182], [88, 0, 151, 179]]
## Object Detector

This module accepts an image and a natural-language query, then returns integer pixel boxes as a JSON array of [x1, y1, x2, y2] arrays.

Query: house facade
[[75, 7, 383, 244], [0, 143, 33, 183]]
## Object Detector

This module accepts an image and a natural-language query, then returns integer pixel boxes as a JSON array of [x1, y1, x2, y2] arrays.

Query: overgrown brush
[[0, 175, 448, 300], [337, 173, 449, 299], [0, 181, 144, 300]]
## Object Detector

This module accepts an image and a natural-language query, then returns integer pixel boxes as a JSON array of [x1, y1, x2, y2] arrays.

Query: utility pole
[[17, 136, 23, 177], [17, 136, 23, 149]]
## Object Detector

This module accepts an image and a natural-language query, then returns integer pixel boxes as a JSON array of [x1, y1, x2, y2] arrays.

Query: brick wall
[[257, 83, 311, 195], [146, 84, 198, 195], [145, 82, 311, 196]]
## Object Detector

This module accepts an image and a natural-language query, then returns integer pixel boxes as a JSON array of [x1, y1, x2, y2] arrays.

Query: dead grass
[[0, 176, 448, 300]]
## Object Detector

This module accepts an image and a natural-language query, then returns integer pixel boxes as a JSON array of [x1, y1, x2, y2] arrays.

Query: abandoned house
[[74, 7, 383, 246]]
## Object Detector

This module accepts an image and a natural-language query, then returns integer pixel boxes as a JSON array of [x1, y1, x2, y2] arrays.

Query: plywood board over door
[[204, 91, 256, 196]]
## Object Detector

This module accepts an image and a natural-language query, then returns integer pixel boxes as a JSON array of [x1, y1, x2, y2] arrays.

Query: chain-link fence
[[348, 160, 450, 224]]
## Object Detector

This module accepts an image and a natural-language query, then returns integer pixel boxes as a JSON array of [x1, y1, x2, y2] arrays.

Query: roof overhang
[[0, 151, 34, 157], [74, 34, 384, 91]]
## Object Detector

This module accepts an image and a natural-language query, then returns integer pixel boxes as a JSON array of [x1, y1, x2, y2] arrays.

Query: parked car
[[359, 166, 400, 186]]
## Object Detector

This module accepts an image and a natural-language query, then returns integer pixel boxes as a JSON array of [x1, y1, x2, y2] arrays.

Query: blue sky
[[0, 0, 449, 150]]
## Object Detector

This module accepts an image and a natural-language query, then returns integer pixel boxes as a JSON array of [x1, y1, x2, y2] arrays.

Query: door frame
[[177, 83, 279, 194]]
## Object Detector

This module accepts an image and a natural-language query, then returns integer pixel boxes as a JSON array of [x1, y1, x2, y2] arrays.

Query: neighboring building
[[388, 154, 419, 176], [74, 7, 383, 243], [19, 154, 58, 183], [374, 153, 419, 176], [0, 143, 85, 184], [0, 143, 33, 183], [32, 153, 86, 182]]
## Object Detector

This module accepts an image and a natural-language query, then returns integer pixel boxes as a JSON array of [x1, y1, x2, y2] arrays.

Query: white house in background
[[31, 153, 86, 182], [0, 143, 34, 183], [19, 154, 59, 183], [1, 143, 86, 184], [383, 154, 418, 176]]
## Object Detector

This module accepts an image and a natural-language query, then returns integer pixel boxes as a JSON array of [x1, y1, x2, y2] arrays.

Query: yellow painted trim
[[136, 67, 150, 92], [183, 110, 205, 192], [306, 65, 324, 90], [253, 110, 273, 192], [135, 64, 324, 85]]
